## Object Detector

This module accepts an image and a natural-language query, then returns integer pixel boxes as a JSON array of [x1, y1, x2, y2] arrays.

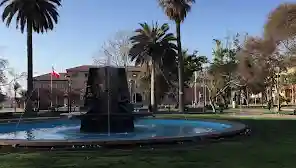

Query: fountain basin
[[0, 117, 247, 148], [80, 113, 134, 133]]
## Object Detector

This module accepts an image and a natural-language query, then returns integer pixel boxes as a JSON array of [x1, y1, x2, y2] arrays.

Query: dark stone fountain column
[[80, 67, 134, 133]]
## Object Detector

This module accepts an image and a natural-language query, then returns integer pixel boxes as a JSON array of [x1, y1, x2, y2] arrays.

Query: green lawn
[[0, 114, 295, 168]]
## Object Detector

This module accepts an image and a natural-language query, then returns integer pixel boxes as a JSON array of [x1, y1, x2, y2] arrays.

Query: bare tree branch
[[94, 31, 133, 67], [0, 59, 9, 85]]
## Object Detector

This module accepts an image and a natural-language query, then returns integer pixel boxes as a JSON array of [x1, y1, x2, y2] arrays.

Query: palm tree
[[0, 0, 61, 113], [158, 0, 195, 112], [129, 22, 177, 112], [13, 82, 21, 112]]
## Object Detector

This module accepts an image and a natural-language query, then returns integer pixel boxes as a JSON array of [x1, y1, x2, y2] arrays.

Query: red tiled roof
[[66, 65, 98, 72], [33, 65, 149, 80], [66, 65, 147, 72], [33, 73, 68, 81]]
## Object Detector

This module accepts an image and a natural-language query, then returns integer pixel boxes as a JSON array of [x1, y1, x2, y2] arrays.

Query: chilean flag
[[51, 67, 60, 78]]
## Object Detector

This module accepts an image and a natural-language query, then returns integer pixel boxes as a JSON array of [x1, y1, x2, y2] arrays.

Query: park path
[[230, 112, 296, 119]]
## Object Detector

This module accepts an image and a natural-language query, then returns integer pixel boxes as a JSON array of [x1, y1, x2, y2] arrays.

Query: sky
[[0, 0, 295, 89]]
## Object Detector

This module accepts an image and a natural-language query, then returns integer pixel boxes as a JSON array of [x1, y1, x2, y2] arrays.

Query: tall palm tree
[[0, 0, 61, 113], [129, 22, 177, 112], [158, 0, 195, 112]]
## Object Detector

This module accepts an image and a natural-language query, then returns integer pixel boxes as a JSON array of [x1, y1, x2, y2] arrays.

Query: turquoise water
[[0, 119, 231, 141]]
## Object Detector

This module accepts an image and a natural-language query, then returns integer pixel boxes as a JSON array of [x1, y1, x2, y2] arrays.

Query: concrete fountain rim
[[0, 116, 249, 149]]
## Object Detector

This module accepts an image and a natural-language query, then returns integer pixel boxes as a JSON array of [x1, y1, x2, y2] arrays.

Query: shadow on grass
[[0, 116, 295, 168]]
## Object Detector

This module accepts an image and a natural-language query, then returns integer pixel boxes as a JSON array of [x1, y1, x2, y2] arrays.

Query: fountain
[[0, 67, 248, 148], [80, 66, 134, 133]]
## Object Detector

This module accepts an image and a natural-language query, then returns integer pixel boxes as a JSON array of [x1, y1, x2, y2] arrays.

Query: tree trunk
[[25, 21, 33, 114], [209, 97, 216, 113], [176, 20, 185, 112], [150, 60, 156, 112], [231, 91, 236, 108], [221, 94, 227, 109], [246, 89, 249, 107], [261, 91, 264, 108], [277, 84, 281, 112]]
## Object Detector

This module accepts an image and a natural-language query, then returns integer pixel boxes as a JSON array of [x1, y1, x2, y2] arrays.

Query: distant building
[[184, 86, 210, 105], [279, 66, 296, 104], [33, 72, 69, 109], [33, 65, 210, 109], [33, 65, 148, 108]]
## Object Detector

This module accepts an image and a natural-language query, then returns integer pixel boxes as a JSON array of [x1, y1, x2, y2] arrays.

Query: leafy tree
[[245, 2, 296, 109], [237, 36, 288, 111], [238, 38, 266, 94], [238, 36, 284, 93], [261, 3, 296, 109], [264, 3, 296, 65], [264, 3, 296, 42], [129, 22, 177, 111], [13, 82, 21, 112], [158, 0, 195, 112], [280, 72, 296, 103], [183, 50, 208, 86], [207, 34, 244, 111], [0, 0, 61, 113], [283, 72, 296, 85]]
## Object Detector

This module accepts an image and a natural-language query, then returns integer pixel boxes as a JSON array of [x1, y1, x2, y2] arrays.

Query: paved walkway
[[229, 113, 296, 119], [0, 108, 23, 113]]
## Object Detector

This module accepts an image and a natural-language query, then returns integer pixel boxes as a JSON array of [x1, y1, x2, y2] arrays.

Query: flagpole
[[55, 83, 57, 105], [50, 66, 53, 108]]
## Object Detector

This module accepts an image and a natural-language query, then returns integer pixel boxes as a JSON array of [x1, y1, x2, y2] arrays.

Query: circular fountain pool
[[0, 118, 247, 148]]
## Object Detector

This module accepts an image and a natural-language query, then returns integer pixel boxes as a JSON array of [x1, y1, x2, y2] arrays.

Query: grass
[[0, 114, 296, 168]]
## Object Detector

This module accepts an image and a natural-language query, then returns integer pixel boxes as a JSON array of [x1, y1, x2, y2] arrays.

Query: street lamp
[[128, 79, 133, 103], [65, 75, 71, 112], [202, 65, 207, 113], [33, 72, 39, 110], [132, 74, 137, 103], [194, 71, 198, 107]]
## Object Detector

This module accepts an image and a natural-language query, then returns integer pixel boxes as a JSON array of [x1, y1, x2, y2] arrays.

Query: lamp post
[[202, 65, 207, 113], [203, 72, 206, 112], [65, 75, 71, 113], [129, 79, 133, 103], [132, 74, 137, 103], [194, 71, 198, 107], [134, 80, 137, 103]]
